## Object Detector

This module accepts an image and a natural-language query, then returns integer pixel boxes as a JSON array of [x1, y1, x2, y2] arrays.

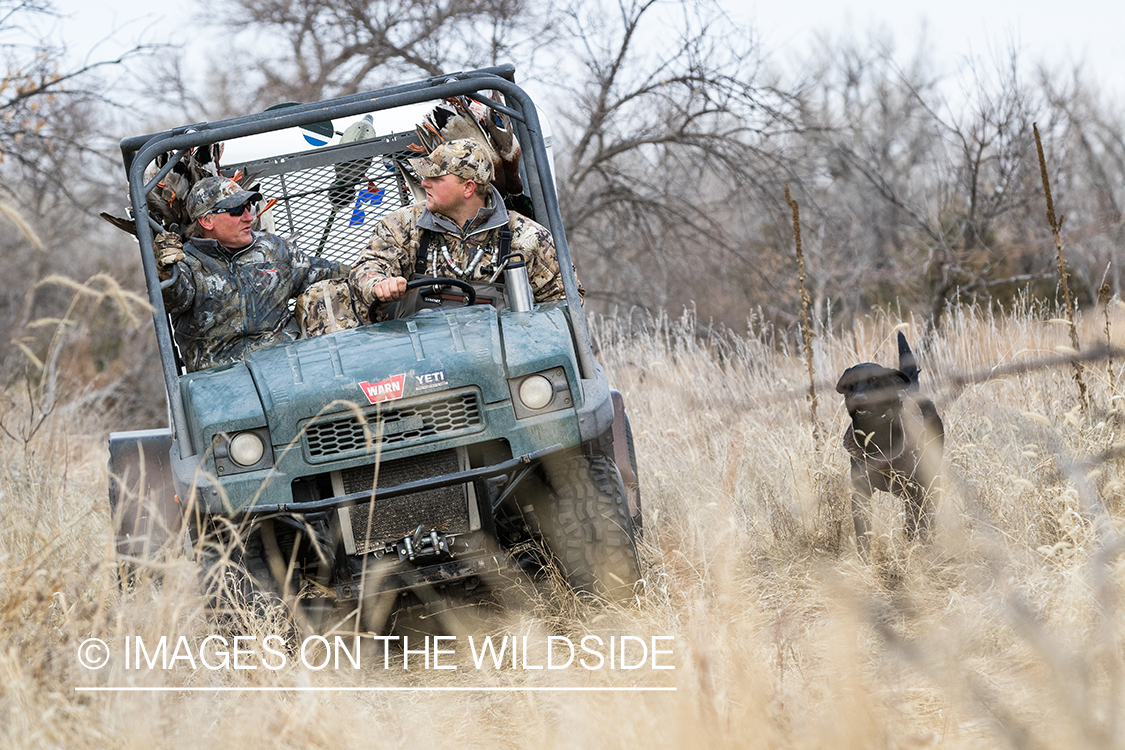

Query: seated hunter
[[152, 176, 348, 372], [349, 138, 576, 317]]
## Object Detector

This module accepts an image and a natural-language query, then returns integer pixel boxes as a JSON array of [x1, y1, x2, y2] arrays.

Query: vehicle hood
[[243, 305, 504, 445]]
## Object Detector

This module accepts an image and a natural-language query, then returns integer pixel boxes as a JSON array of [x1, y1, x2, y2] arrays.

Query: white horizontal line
[[75, 686, 676, 693]]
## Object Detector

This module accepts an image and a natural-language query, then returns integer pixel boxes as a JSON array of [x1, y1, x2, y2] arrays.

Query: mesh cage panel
[[229, 133, 421, 267]]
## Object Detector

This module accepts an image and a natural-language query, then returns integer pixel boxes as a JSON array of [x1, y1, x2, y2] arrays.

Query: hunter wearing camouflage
[[154, 176, 347, 372], [349, 138, 572, 313]]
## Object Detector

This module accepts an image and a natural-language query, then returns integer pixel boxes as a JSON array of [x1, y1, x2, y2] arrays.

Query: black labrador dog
[[836, 332, 944, 553]]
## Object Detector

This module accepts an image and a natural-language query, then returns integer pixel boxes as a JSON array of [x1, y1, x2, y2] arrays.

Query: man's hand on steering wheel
[[373, 276, 409, 302], [367, 276, 478, 323]]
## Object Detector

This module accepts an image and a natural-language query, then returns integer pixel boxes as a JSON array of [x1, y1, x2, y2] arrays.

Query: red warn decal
[[360, 374, 406, 404]]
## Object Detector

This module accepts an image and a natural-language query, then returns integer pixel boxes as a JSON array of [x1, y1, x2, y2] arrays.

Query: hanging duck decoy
[[101, 144, 258, 237], [413, 94, 524, 199], [469, 91, 522, 197]]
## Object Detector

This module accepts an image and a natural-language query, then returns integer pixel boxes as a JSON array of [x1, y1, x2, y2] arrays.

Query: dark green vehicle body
[[107, 66, 641, 609]]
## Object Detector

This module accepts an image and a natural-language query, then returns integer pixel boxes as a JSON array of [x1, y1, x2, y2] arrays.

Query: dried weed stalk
[[1034, 122, 1089, 411], [786, 184, 819, 442], [1100, 282, 1117, 403]]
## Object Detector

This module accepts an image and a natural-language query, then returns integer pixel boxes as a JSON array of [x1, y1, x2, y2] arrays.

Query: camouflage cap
[[409, 139, 494, 184], [186, 176, 263, 221]]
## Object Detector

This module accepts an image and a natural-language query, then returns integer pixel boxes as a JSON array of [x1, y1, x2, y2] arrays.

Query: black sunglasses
[[212, 201, 255, 217]]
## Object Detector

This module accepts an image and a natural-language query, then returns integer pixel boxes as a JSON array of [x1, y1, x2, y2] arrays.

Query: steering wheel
[[368, 276, 477, 321]]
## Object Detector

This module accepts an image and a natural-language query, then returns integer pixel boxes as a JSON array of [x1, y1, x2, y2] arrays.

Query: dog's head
[[836, 363, 910, 425]]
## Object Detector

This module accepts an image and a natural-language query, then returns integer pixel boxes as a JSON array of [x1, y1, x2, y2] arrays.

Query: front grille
[[338, 449, 470, 554], [304, 391, 482, 459]]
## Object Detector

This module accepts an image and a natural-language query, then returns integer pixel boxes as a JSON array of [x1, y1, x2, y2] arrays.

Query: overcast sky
[[51, 0, 1125, 102], [749, 1, 1125, 98]]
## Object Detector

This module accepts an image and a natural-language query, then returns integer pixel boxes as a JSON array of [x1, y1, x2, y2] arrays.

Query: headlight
[[518, 374, 554, 410], [229, 432, 265, 466], [508, 367, 572, 419], [212, 427, 274, 475]]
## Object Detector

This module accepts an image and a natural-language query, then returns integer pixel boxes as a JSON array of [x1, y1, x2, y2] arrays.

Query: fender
[[108, 428, 181, 561], [610, 389, 640, 519]]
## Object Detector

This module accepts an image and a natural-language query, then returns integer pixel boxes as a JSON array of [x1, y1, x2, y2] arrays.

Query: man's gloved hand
[[373, 275, 408, 302], [153, 231, 185, 280]]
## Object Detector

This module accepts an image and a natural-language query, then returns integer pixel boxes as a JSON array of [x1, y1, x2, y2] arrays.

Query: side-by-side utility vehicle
[[107, 65, 642, 619]]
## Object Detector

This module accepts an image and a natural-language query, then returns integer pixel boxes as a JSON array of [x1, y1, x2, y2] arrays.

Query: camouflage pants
[[295, 279, 367, 336]]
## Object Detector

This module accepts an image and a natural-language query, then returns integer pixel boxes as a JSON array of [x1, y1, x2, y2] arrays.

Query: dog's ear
[[897, 332, 921, 387], [836, 368, 855, 394], [893, 370, 910, 388]]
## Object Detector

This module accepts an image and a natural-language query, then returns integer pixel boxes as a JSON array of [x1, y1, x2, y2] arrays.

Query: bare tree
[[778, 31, 948, 324], [0, 0, 159, 382], [1039, 67, 1125, 303], [0, 0, 155, 194], [922, 45, 1047, 323], [782, 34, 1062, 329], [548, 0, 795, 320], [166, 0, 560, 118]]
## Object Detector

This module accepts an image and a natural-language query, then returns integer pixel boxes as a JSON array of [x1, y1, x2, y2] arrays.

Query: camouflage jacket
[[162, 232, 345, 371], [350, 185, 575, 310]]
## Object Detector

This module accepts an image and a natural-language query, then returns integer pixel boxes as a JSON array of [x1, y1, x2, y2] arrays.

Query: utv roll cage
[[120, 64, 593, 458]]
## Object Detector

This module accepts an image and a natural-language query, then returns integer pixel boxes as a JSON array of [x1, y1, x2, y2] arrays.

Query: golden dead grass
[[5, 300, 1125, 748]]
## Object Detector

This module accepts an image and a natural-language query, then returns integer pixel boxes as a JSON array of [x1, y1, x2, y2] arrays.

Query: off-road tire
[[539, 452, 641, 602], [194, 524, 288, 629]]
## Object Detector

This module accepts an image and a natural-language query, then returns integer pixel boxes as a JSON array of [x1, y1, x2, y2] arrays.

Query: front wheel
[[538, 452, 641, 602], [191, 521, 291, 631]]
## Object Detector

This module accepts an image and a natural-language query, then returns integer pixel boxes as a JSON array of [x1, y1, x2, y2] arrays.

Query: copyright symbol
[[77, 638, 109, 669]]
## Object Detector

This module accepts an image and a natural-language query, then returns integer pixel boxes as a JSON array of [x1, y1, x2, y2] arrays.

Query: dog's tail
[[897, 331, 921, 390]]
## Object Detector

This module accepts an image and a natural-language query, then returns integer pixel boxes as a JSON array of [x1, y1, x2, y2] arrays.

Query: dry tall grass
[[5, 299, 1125, 749]]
